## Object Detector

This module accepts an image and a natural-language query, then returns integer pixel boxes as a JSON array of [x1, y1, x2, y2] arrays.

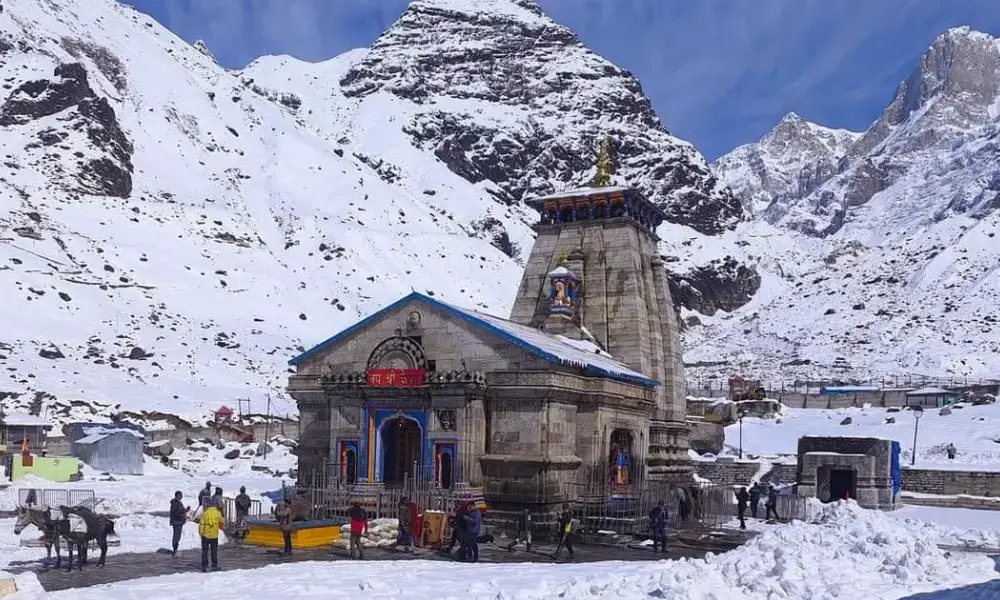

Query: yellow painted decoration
[[244, 522, 342, 549]]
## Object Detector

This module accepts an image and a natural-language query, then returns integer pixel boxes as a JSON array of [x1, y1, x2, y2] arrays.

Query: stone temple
[[288, 144, 691, 509]]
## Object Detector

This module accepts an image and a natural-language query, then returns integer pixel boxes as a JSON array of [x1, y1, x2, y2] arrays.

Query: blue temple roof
[[288, 292, 658, 388]]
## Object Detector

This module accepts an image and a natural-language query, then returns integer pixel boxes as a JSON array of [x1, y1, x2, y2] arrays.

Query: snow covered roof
[[2, 412, 51, 427], [906, 387, 953, 396], [76, 423, 146, 440], [529, 186, 629, 201], [76, 433, 109, 445], [289, 292, 657, 387]]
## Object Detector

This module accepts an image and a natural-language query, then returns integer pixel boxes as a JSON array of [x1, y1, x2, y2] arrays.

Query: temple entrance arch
[[609, 428, 636, 486], [380, 415, 422, 485]]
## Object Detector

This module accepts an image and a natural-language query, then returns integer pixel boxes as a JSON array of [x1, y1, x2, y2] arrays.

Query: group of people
[[734, 482, 781, 529], [439, 499, 484, 561], [167, 481, 256, 572]]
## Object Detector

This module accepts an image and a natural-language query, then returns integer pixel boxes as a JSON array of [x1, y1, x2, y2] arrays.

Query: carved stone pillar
[[647, 418, 693, 483]]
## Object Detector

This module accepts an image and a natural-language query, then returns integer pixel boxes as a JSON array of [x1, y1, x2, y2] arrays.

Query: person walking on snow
[[463, 502, 482, 563], [444, 502, 467, 555], [505, 507, 532, 553], [197, 482, 213, 508], [169, 491, 190, 557], [765, 484, 780, 521], [348, 501, 369, 560], [649, 500, 668, 552], [198, 499, 224, 572], [395, 497, 414, 553], [232, 486, 251, 545], [748, 483, 761, 519], [735, 486, 749, 530], [275, 499, 293, 556], [553, 503, 576, 560]]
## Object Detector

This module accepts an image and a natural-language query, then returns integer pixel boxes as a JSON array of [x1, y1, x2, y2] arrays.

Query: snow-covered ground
[[2, 501, 998, 599], [719, 401, 1000, 469]]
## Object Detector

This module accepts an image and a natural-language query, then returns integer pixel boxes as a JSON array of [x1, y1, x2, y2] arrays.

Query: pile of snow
[[722, 401, 1000, 469], [4, 500, 998, 599], [332, 518, 400, 550]]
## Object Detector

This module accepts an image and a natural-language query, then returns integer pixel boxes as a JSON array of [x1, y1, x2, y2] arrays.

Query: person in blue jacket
[[649, 500, 668, 552], [462, 501, 482, 563]]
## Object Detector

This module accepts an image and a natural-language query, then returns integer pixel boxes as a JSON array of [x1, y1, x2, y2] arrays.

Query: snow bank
[[4, 500, 998, 599]]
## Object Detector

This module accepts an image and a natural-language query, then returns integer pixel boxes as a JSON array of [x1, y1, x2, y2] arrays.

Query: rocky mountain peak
[[850, 26, 1000, 158], [712, 113, 859, 216], [339, 0, 743, 236]]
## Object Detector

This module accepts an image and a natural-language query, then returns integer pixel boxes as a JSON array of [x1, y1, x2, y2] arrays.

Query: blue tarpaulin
[[890, 441, 902, 495]]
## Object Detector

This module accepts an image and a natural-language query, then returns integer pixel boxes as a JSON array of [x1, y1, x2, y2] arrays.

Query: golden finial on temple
[[591, 135, 613, 187]]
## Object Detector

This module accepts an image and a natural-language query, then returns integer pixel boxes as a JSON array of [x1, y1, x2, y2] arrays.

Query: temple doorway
[[829, 468, 856, 502], [381, 416, 422, 485], [343, 449, 357, 484], [438, 451, 454, 489]]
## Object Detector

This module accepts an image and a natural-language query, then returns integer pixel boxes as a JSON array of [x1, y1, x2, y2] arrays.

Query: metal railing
[[18, 488, 96, 509]]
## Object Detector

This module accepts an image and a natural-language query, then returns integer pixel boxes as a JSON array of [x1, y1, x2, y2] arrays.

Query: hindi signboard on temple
[[366, 369, 424, 387]]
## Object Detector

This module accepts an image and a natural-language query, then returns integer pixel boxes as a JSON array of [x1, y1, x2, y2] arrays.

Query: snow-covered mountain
[[0, 0, 745, 424], [712, 112, 860, 217], [700, 26, 1000, 383]]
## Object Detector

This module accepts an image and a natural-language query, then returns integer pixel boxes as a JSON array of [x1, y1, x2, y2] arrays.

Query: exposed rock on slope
[[712, 112, 859, 217], [0, 0, 523, 424], [336, 0, 743, 237]]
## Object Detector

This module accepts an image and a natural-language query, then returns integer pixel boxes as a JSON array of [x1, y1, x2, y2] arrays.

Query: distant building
[[70, 422, 146, 475], [1, 412, 52, 453]]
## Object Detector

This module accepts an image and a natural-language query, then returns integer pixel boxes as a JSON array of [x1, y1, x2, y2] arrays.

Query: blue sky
[[125, 0, 1000, 159]]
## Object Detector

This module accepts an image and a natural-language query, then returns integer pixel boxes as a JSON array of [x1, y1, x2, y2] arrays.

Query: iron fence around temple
[[274, 480, 775, 541]]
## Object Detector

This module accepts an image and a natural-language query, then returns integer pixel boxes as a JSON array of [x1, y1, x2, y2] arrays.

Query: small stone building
[[288, 145, 692, 510], [795, 436, 901, 510]]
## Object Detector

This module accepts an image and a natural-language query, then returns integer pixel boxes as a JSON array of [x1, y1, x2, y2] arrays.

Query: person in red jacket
[[348, 500, 369, 560]]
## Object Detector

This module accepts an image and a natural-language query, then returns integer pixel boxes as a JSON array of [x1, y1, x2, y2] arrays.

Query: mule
[[12, 506, 64, 568], [55, 505, 117, 571]]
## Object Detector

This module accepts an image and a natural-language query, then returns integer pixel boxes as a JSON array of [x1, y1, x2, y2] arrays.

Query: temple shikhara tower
[[287, 137, 691, 511]]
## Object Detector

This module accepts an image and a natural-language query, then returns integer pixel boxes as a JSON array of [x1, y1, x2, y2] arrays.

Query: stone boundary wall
[[688, 383, 1000, 410], [694, 460, 1000, 498]]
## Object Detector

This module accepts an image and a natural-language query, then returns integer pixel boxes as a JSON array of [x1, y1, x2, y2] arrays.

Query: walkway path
[[9, 537, 727, 592]]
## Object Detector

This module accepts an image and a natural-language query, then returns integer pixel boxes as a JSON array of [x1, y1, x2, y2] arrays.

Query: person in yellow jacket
[[198, 500, 224, 572]]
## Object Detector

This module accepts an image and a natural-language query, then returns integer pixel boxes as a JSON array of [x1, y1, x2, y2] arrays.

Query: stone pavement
[[9, 535, 733, 592]]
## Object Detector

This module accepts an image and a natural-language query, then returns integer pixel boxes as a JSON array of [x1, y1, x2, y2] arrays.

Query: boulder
[[224, 448, 240, 460], [687, 420, 725, 455], [884, 417, 895, 424], [146, 440, 173, 457], [939, 406, 952, 416], [839, 417, 852, 425], [38, 344, 65, 360], [127, 346, 151, 360], [704, 401, 736, 425], [255, 442, 273, 456], [973, 394, 997, 406]]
